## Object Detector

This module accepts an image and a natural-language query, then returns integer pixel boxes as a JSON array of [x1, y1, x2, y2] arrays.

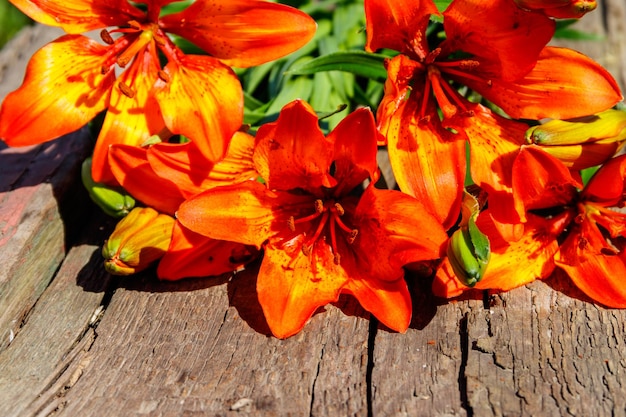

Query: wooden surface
[[2, 6, 626, 416]]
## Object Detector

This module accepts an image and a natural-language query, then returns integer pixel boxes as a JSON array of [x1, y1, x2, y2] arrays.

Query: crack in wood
[[366, 317, 377, 417], [458, 313, 473, 417]]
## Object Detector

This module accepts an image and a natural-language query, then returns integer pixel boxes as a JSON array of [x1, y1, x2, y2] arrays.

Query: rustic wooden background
[[2, 2, 626, 415]]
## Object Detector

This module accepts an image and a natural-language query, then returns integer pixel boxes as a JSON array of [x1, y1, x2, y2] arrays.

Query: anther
[[158, 70, 171, 83], [347, 229, 358, 244], [302, 244, 311, 257], [334, 202, 345, 216], [315, 199, 324, 213], [118, 82, 135, 98], [334, 253, 341, 265], [287, 216, 296, 232], [100, 29, 114, 45]]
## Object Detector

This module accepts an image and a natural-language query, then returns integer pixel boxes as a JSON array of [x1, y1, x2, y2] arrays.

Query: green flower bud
[[446, 191, 491, 287], [81, 157, 135, 218], [102, 207, 175, 275]]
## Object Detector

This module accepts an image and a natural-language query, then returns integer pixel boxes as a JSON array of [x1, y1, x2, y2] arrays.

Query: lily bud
[[525, 109, 626, 146], [102, 207, 175, 275], [514, 0, 596, 18], [82, 157, 135, 218], [446, 191, 490, 287], [538, 141, 625, 171]]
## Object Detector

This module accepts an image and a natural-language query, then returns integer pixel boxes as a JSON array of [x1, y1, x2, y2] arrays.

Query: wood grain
[[2, 7, 626, 416]]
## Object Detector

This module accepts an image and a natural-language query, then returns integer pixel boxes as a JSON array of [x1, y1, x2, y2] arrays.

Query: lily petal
[[329, 107, 381, 196], [353, 186, 448, 281], [342, 277, 412, 333], [253, 100, 335, 193], [583, 154, 626, 205], [157, 221, 257, 281], [464, 47, 622, 120], [257, 239, 348, 339], [108, 144, 185, 215], [159, 0, 317, 68], [512, 145, 580, 220], [10, 0, 60, 26], [154, 54, 243, 164], [177, 181, 312, 248], [147, 131, 257, 197], [364, 0, 438, 57], [453, 104, 527, 232], [93, 44, 165, 183], [433, 211, 560, 297], [379, 56, 465, 229], [443, 0, 554, 81], [557, 229, 626, 308], [29, 0, 144, 33], [0, 35, 114, 147]]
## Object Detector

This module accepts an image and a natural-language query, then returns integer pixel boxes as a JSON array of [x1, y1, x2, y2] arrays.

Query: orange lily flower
[[0, 0, 316, 182], [107, 131, 259, 280], [364, 0, 621, 230], [435, 146, 626, 308], [177, 100, 448, 338]]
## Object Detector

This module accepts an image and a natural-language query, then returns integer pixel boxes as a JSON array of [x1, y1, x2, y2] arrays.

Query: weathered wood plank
[[371, 279, 471, 417], [0, 217, 113, 417], [43, 264, 371, 417], [463, 273, 626, 417], [0, 23, 93, 352]]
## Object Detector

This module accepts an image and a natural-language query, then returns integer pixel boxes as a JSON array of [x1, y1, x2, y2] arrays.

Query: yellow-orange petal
[[177, 182, 312, 248], [452, 103, 527, 229], [157, 221, 258, 281], [342, 277, 412, 333], [433, 211, 560, 297], [28, 0, 144, 33], [257, 239, 348, 339], [159, 0, 317, 68], [0, 35, 114, 147], [10, 0, 59, 26], [153, 54, 243, 164], [466, 47, 622, 120], [92, 44, 165, 183], [147, 132, 257, 198]]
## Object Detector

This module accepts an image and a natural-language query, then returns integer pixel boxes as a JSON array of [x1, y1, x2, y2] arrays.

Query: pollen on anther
[[348, 229, 358, 244], [118, 82, 135, 98], [334, 203, 345, 216], [302, 244, 311, 257], [334, 253, 341, 265], [158, 70, 171, 83], [287, 216, 296, 232], [315, 199, 324, 213], [100, 29, 114, 45]]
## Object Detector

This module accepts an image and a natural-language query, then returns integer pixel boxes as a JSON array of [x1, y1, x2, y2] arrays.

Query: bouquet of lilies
[[2, 0, 624, 339]]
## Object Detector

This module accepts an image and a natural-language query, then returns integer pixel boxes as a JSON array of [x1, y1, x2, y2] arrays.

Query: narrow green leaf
[[286, 51, 388, 82]]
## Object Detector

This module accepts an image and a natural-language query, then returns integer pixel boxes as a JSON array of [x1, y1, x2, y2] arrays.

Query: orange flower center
[[418, 48, 491, 121], [99, 21, 176, 97], [287, 199, 358, 264]]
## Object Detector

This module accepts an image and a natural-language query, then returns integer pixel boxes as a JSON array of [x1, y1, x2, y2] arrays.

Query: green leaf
[[286, 51, 388, 82]]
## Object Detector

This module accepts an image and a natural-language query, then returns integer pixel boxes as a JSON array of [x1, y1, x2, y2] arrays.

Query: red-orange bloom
[[177, 100, 448, 338], [107, 132, 259, 280], [0, 0, 316, 182], [364, 0, 621, 230], [435, 146, 626, 308], [514, 0, 597, 18]]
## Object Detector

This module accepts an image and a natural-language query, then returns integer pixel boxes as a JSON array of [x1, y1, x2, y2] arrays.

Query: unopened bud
[[538, 141, 625, 171], [102, 207, 175, 275], [446, 191, 490, 287], [525, 109, 626, 146], [81, 157, 135, 218]]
